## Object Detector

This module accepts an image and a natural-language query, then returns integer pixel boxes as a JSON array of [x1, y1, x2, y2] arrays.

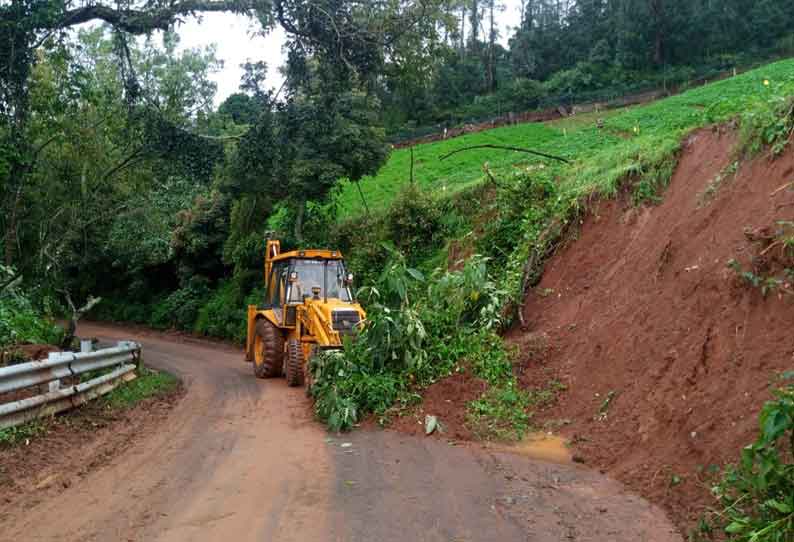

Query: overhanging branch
[[56, 1, 259, 34]]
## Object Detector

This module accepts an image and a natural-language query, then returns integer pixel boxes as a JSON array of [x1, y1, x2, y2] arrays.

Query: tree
[[0, 0, 262, 268], [0, 0, 435, 264], [230, 58, 389, 243], [219, 92, 261, 125]]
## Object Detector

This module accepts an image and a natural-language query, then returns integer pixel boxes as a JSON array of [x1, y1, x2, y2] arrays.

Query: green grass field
[[333, 58, 794, 219]]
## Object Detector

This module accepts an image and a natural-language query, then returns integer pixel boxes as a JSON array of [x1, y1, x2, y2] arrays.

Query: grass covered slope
[[333, 58, 794, 219]]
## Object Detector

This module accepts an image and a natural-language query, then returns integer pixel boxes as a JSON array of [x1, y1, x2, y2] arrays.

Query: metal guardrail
[[0, 341, 141, 430]]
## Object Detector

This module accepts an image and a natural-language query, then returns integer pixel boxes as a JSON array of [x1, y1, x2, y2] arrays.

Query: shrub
[[149, 276, 211, 330], [310, 349, 407, 432], [194, 281, 264, 343], [0, 267, 62, 349], [500, 78, 547, 111], [545, 62, 601, 95], [385, 184, 444, 260]]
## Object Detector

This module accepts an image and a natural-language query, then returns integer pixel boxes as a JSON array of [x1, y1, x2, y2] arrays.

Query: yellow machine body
[[245, 239, 365, 385]]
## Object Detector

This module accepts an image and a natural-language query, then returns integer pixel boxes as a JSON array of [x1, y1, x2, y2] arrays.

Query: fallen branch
[[439, 144, 571, 164], [760, 240, 784, 257]]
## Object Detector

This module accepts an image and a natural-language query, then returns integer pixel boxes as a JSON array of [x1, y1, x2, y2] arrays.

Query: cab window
[[266, 261, 288, 308], [286, 259, 351, 302]]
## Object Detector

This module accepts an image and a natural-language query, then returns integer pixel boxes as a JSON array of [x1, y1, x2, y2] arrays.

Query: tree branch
[[439, 144, 571, 164], [56, 1, 258, 34], [102, 146, 147, 182]]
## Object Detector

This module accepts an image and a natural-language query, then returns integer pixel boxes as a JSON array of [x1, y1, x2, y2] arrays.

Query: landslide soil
[[510, 126, 794, 533]]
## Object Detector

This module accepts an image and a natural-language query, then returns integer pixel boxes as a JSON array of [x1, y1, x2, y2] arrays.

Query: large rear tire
[[253, 319, 284, 379], [285, 339, 304, 387]]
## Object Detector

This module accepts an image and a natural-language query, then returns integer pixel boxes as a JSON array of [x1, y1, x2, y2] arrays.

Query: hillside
[[333, 58, 794, 220], [511, 126, 794, 532], [354, 58, 794, 537]]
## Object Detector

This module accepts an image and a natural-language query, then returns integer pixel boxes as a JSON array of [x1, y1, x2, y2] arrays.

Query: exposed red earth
[[508, 126, 794, 532]]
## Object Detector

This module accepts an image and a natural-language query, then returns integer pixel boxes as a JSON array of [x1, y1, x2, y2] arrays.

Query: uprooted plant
[[728, 221, 794, 298], [309, 244, 521, 433]]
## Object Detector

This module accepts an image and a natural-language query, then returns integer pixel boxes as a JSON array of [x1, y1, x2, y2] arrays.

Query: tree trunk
[[469, 0, 479, 49], [293, 198, 306, 244], [3, 164, 24, 267], [650, 0, 665, 66], [4, 212, 16, 267], [460, 5, 466, 56], [487, 0, 496, 92]]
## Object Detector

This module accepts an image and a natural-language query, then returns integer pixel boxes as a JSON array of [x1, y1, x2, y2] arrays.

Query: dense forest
[[382, 0, 794, 136]]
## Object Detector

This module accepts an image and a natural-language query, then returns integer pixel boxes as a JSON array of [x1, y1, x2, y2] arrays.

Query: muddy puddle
[[495, 433, 572, 464]]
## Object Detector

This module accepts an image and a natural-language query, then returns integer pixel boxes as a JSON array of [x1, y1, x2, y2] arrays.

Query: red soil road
[[512, 126, 794, 531], [0, 323, 681, 542]]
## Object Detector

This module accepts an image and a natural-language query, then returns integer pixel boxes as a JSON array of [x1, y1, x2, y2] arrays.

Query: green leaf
[[761, 410, 789, 442], [406, 268, 425, 281], [780, 371, 794, 381], [765, 499, 793, 514], [724, 521, 747, 534]]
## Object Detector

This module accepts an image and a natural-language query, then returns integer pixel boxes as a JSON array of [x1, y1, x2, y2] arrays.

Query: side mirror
[[345, 273, 354, 285]]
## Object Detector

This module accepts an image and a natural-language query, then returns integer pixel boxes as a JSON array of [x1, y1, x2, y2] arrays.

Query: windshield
[[287, 259, 352, 302]]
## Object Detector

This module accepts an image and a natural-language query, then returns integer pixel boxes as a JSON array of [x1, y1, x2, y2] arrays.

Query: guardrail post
[[118, 341, 142, 371], [47, 352, 61, 392], [80, 340, 92, 353]]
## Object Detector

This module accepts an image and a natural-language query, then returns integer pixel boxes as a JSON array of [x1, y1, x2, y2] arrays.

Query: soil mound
[[388, 371, 488, 441], [511, 126, 794, 531]]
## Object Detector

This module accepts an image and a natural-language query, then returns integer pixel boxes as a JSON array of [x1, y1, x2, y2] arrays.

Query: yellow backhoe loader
[[245, 239, 365, 387]]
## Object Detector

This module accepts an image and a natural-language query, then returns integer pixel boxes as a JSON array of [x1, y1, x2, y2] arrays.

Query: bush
[[194, 281, 263, 343], [385, 184, 444, 260], [310, 349, 407, 432], [149, 276, 211, 330], [478, 168, 559, 272], [0, 267, 62, 349], [0, 296, 62, 349], [499, 78, 547, 111], [545, 62, 602, 95]]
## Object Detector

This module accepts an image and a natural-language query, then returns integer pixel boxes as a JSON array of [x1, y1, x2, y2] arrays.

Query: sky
[[175, 1, 524, 106]]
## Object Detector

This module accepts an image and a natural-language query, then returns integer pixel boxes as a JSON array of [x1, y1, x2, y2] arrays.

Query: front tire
[[285, 339, 304, 387], [253, 319, 284, 379]]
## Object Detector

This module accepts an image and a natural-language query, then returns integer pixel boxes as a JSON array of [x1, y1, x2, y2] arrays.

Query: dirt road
[[0, 324, 682, 542]]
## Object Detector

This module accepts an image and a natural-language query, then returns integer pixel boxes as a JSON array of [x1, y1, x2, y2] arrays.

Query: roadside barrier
[[0, 341, 141, 430]]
